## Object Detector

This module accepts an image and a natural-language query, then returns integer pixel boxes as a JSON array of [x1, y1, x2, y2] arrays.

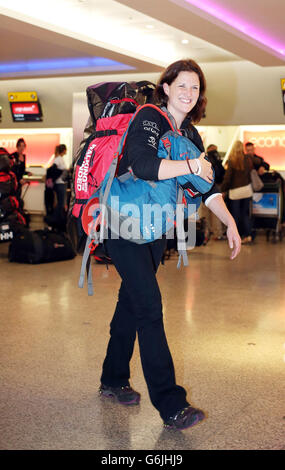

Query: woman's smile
[[163, 71, 200, 127]]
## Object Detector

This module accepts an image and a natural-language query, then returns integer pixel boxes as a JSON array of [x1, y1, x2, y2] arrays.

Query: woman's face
[[163, 71, 200, 123], [17, 142, 26, 154]]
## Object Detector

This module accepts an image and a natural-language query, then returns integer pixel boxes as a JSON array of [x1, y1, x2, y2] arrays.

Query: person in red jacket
[[0, 147, 26, 229]]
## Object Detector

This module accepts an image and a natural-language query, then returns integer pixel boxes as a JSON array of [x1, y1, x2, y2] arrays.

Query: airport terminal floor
[[0, 218, 284, 450]]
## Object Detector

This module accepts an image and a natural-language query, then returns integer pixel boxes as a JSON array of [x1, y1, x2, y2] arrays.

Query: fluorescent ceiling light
[[0, 0, 176, 65], [0, 57, 135, 75], [183, 0, 285, 57]]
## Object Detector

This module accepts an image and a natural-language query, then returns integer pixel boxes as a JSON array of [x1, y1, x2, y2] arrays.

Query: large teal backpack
[[79, 104, 214, 294]]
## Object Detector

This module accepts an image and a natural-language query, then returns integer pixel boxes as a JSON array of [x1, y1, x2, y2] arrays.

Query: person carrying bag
[[221, 140, 255, 244], [93, 59, 241, 431]]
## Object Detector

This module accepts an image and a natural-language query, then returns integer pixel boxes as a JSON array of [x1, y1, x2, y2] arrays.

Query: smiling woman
[[98, 58, 241, 432]]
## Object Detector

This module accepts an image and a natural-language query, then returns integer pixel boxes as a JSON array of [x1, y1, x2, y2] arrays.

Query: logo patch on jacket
[[147, 136, 157, 149], [143, 120, 160, 137]]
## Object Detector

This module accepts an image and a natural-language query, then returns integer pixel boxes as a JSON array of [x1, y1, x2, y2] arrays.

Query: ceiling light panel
[[0, 57, 135, 78], [180, 0, 285, 59], [0, 0, 241, 66]]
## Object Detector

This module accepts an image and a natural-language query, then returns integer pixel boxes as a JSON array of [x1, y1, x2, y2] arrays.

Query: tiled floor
[[0, 228, 284, 450]]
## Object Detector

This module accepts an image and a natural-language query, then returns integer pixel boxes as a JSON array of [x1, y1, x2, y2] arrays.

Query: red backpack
[[69, 81, 155, 252], [72, 110, 135, 218]]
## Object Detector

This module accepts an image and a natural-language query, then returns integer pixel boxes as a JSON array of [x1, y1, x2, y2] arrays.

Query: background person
[[199, 144, 226, 240], [221, 140, 254, 244], [244, 142, 270, 173], [206, 144, 225, 185], [52, 144, 68, 223], [9, 138, 32, 200]]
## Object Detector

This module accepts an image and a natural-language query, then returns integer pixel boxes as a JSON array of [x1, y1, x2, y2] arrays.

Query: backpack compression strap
[[176, 186, 189, 269], [78, 234, 94, 296]]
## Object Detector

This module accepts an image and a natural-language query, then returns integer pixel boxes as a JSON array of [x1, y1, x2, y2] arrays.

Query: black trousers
[[101, 236, 189, 421], [54, 183, 66, 219], [44, 187, 55, 215], [230, 197, 252, 237]]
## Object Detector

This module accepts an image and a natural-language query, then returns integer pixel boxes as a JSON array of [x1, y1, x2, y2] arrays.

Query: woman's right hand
[[196, 152, 213, 183]]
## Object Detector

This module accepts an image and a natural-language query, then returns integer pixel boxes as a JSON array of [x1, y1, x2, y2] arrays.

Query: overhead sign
[[8, 91, 42, 121], [8, 91, 38, 102], [11, 102, 40, 115]]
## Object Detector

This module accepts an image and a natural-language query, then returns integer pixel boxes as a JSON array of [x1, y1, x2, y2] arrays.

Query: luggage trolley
[[252, 180, 283, 243]]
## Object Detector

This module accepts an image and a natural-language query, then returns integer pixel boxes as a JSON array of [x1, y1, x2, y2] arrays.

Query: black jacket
[[9, 152, 27, 182], [250, 153, 270, 171], [206, 150, 225, 185], [118, 106, 219, 204]]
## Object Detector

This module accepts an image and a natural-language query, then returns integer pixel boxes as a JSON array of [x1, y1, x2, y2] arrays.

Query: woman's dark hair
[[16, 138, 26, 148], [154, 59, 207, 124], [55, 144, 67, 156]]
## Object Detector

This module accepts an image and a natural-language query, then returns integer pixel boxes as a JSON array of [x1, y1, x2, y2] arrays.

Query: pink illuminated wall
[[0, 133, 60, 167], [243, 130, 285, 170]]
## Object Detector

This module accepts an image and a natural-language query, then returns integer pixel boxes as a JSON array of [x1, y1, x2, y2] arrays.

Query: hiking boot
[[163, 405, 205, 430], [99, 383, 140, 406]]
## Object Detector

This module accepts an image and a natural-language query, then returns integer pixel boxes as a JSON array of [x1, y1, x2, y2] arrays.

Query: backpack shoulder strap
[[117, 103, 180, 156], [137, 103, 178, 132], [160, 106, 178, 132]]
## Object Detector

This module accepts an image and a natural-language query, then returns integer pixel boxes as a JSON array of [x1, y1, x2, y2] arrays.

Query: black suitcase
[[8, 228, 76, 264]]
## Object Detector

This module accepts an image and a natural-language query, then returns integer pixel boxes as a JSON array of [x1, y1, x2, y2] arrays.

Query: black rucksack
[[9, 228, 76, 264]]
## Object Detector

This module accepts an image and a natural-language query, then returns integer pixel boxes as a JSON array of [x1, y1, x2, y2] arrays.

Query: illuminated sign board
[[243, 130, 285, 170], [8, 91, 38, 102], [8, 91, 42, 122]]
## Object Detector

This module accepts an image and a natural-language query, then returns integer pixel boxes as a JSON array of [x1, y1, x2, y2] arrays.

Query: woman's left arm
[[206, 194, 241, 259]]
